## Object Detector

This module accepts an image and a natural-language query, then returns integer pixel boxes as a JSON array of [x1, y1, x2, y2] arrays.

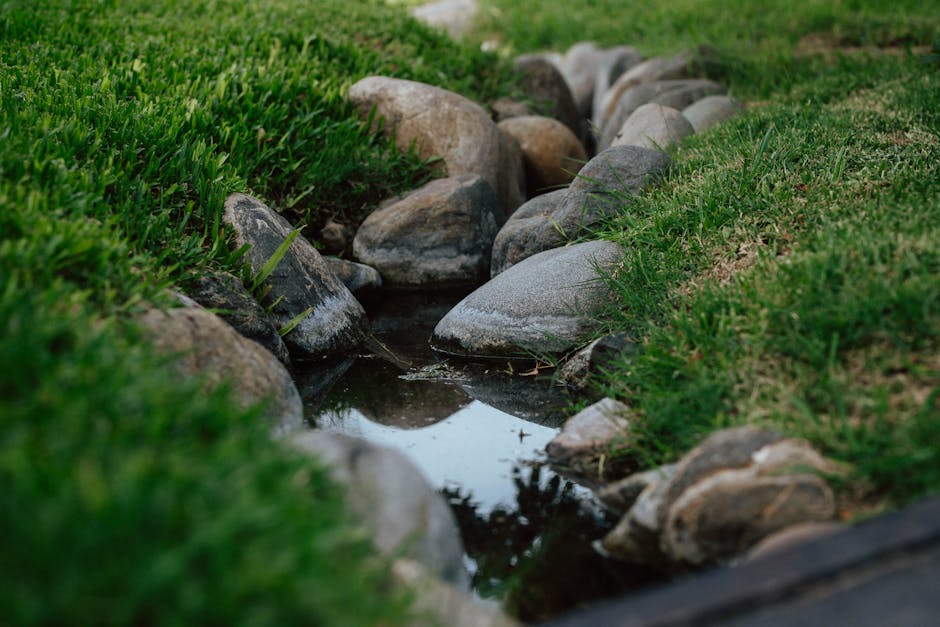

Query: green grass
[[471, 1, 940, 511], [0, 1, 518, 624]]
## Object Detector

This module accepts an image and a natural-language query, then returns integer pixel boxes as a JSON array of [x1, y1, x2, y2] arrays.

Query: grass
[[472, 0, 940, 511], [0, 1, 517, 624]]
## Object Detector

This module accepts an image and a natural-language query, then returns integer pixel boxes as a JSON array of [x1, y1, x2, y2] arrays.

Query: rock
[[601, 464, 677, 565], [558, 332, 636, 393], [186, 271, 291, 367], [600, 80, 725, 148], [490, 146, 670, 274], [392, 559, 519, 627], [596, 464, 678, 515], [347, 76, 525, 214], [410, 0, 478, 39], [490, 97, 533, 122], [497, 115, 587, 196], [223, 193, 368, 360], [681, 95, 744, 133], [611, 103, 695, 151], [353, 175, 502, 289], [319, 219, 352, 254], [432, 240, 623, 358], [322, 257, 382, 294], [291, 431, 469, 587], [546, 397, 631, 480], [139, 301, 303, 434], [597, 47, 721, 123], [591, 46, 644, 124], [560, 42, 606, 118], [513, 54, 584, 141], [744, 522, 845, 562]]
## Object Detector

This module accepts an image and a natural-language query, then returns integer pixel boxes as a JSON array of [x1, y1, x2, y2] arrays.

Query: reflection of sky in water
[[316, 400, 559, 512]]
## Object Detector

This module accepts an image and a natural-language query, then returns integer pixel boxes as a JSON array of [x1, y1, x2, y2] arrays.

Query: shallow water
[[303, 291, 660, 621]]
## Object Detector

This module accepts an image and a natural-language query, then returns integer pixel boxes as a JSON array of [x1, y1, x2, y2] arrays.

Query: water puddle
[[302, 291, 660, 621]]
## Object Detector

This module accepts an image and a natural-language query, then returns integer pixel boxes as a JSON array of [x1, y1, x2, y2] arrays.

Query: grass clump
[[474, 2, 940, 511]]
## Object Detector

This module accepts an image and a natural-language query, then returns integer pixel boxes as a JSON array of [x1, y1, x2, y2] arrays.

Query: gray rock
[[601, 464, 677, 565], [560, 42, 606, 118], [490, 146, 671, 274], [348, 76, 525, 214], [600, 80, 725, 148], [353, 175, 501, 289], [410, 0, 478, 39], [139, 301, 303, 434], [596, 464, 678, 515], [591, 46, 644, 124], [186, 271, 291, 367], [597, 46, 721, 124], [392, 559, 519, 627], [223, 193, 368, 360], [432, 240, 623, 358], [291, 431, 469, 588], [611, 103, 695, 151], [490, 97, 534, 122], [318, 219, 352, 254], [497, 115, 586, 196], [682, 95, 744, 133], [546, 397, 631, 480], [558, 332, 636, 392], [513, 54, 584, 142], [323, 257, 382, 294]]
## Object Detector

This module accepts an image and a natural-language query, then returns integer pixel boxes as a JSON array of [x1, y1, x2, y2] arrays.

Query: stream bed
[[302, 291, 661, 621]]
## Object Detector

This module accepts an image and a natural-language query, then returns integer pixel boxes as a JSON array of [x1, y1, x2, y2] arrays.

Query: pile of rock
[[546, 408, 845, 568]]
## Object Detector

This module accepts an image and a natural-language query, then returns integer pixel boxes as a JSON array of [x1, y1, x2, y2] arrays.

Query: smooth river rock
[[410, 0, 478, 39], [347, 76, 525, 213], [139, 300, 303, 434], [490, 145, 670, 274], [611, 103, 695, 151], [560, 42, 608, 117], [432, 240, 624, 358], [223, 193, 368, 360], [513, 54, 583, 141], [591, 46, 645, 124], [291, 431, 469, 588], [186, 270, 291, 367], [497, 115, 587, 195], [322, 257, 382, 295], [353, 175, 501, 289], [546, 397, 631, 480], [682, 94, 744, 133]]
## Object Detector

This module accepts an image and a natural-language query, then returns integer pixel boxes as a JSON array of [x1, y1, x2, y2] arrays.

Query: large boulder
[[186, 271, 291, 367], [490, 146, 670, 275], [600, 79, 725, 148], [353, 175, 502, 289], [348, 76, 525, 213], [682, 95, 744, 133], [223, 193, 368, 361], [610, 103, 695, 151], [497, 115, 587, 196], [139, 299, 303, 434], [546, 397, 631, 480], [291, 431, 469, 588], [432, 240, 623, 358], [513, 54, 584, 141]]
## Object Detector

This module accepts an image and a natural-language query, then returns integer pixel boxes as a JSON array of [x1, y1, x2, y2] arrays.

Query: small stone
[[353, 175, 502, 289], [591, 46, 645, 123], [546, 398, 631, 479], [489, 189, 567, 277], [497, 115, 587, 196], [490, 97, 533, 122], [410, 0, 478, 39], [611, 103, 695, 151], [513, 54, 584, 142], [292, 431, 469, 588], [682, 95, 744, 133], [597, 464, 678, 515], [186, 271, 291, 367], [139, 300, 303, 434], [319, 219, 352, 254], [558, 332, 636, 392], [432, 240, 624, 358], [323, 257, 382, 294], [348, 76, 524, 214], [601, 464, 676, 565], [223, 193, 368, 361], [560, 42, 607, 117]]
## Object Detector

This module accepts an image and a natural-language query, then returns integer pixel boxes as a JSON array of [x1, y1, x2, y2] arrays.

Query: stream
[[301, 291, 661, 622]]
